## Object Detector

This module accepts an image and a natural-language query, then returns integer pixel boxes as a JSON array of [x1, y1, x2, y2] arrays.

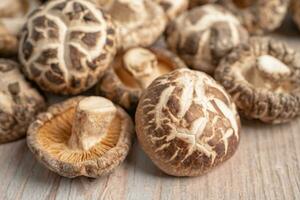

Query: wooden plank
[[0, 118, 299, 200]]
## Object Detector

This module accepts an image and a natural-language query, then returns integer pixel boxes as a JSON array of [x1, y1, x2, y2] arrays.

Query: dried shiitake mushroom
[[0, 0, 40, 56], [0, 59, 46, 143], [154, 0, 188, 21], [215, 37, 300, 124], [136, 68, 241, 176], [291, 0, 300, 30], [189, 0, 218, 8], [220, 0, 289, 34], [97, 47, 186, 113], [27, 96, 134, 178], [166, 4, 248, 75], [97, 0, 167, 50], [19, 0, 117, 95]]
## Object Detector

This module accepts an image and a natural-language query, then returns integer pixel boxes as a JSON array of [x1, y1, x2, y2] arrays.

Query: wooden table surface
[[0, 20, 300, 200]]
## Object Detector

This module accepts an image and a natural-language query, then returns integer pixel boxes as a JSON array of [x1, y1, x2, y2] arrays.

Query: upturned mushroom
[[0, 0, 40, 56], [19, 0, 117, 95], [215, 37, 300, 124], [27, 96, 134, 178], [96, 0, 167, 50], [0, 59, 46, 143], [291, 0, 300, 31], [154, 0, 188, 21], [136, 68, 241, 176], [165, 4, 248, 75], [97, 47, 186, 113], [220, 0, 289, 34]]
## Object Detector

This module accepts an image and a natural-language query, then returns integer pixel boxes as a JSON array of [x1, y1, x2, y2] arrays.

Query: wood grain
[[0, 19, 300, 200]]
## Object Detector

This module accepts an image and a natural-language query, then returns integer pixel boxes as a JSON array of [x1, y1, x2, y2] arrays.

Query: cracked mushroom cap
[[97, 0, 167, 50], [136, 68, 241, 177], [0, 0, 40, 56], [27, 96, 134, 178], [215, 37, 300, 124], [221, 0, 289, 34], [291, 0, 300, 31], [18, 0, 117, 95], [189, 0, 218, 8], [166, 4, 248, 75], [154, 0, 189, 21], [97, 47, 187, 113], [0, 59, 46, 143]]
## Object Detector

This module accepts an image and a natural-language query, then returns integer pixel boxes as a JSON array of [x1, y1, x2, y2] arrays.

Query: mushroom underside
[[115, 58, 174, 89], [234, 56, 297, 93], [36, 107, 122, 163]]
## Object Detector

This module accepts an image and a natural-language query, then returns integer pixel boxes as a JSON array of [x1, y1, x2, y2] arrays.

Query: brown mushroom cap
[[154, 0, 188, 21], [27, 96, 134, 178], [166, 4, 248, 75], [136, 68, 241, 177], [0, 59, 46, 143], [0, 0, 40, 56], [19, 0, 117, 95], [215, 37, 300, 124], [97, 0, 167, 50], [221, 0, 289, 34], [97, 47, 187, 113], [291, 0, 300, 31]]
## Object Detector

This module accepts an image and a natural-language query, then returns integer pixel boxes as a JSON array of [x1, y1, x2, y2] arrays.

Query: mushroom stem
[[123, 48, 159, 89], [257, 55, 291, 80], [68, 97, 117, 151]]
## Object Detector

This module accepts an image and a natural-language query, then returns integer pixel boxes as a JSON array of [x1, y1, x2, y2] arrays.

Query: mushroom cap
[[0, 0, 40, 56], [97, 47, 187, 113], [98, 0, 167, 50], [221, 0, 289, 34], [136, 68, 241, 176], [215, 37, 300, 124], [27, 96, 134, 178], [154, 0, 188, 21], [19, 0, 117, 95], [165, 4, 248, 74], [0, 59, 46, 143], [291, 0, 300, 31]]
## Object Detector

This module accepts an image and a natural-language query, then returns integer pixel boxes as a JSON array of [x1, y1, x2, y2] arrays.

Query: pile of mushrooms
[[0, 0, 299, 179]]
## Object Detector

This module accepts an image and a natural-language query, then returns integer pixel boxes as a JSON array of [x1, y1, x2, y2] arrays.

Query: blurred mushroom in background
[[220, 0, 290, 34], [154, 0, 189, 21], [166, 4, 248, 75], [95, 0, 167, 50], [0, 0, 40, 56], [0, 59, 46, 143], [291, 0, 300, 31], [189, 0, 218, 8]]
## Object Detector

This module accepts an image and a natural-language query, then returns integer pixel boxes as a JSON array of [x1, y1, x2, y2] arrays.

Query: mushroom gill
[[36, 103, 121, 163]]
